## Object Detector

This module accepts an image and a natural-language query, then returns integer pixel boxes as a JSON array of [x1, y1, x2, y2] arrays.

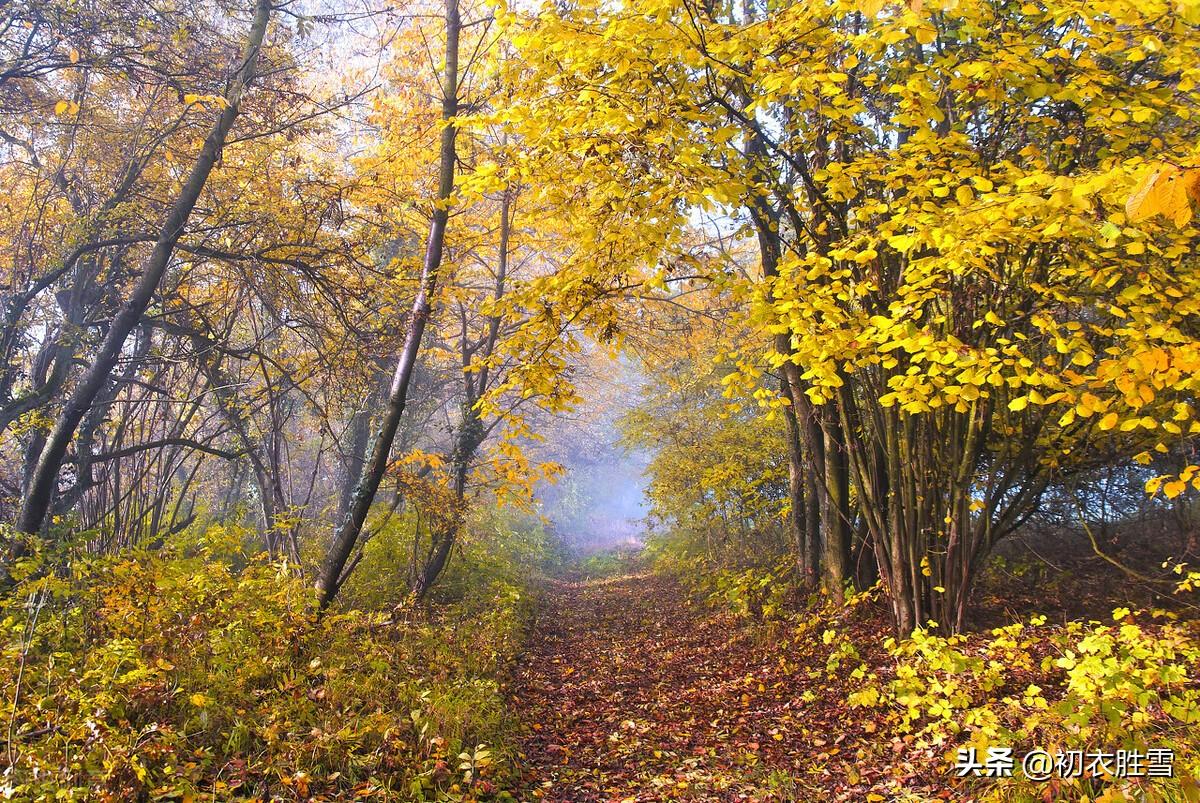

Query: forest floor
[[504, 524, 1197, 801], [507, 573, 928, 803]]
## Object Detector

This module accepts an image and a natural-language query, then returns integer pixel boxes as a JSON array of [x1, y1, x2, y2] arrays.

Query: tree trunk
[[821, 409, 852, 601], [414, 403, 482, 597], [315, 0, 460, 609], [191, 333, 284, 556], [780, 380, 816, 588], [336, 394, 376, 529], [413, 190, 511, 598], [336, 364, 390, 528], [744, 146, 829, 596]]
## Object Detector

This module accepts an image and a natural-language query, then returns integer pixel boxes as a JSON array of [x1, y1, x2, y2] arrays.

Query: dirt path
[[508, 573, 845, 802], [504, 558, 1185, 802]]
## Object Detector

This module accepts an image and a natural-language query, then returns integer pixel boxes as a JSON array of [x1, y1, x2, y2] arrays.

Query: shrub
[[846, 608, 1200, 801], [1, 523, 532, 801]]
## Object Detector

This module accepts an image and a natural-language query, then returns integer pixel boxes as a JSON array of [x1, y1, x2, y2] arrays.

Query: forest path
[[509, 573, 833, 802]]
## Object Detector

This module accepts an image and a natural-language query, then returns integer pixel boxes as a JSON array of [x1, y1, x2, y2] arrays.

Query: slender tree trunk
[[336, 369, 385, 527], [190, 333, 285, 555], [52, 324, 154, 518], [413, 190, 510, 598], [220, 461, 246, 520], [821, 408, 852, 601], [780, 380, 815, 588], [11, 0, 273, 543], [2, 321, 76, 445], [744, 148, 829, 595], [804, 451, 821, 583], [315, 0, 460, 609], [414, 404, 481, 597]]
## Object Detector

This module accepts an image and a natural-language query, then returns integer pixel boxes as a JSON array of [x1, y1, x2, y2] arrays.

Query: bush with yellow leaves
[[847, 607, 1200, 801], [0, 522, 533, 801]]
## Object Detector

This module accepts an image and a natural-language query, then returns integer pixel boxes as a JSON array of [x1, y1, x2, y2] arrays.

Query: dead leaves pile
[[508, 574, 961, 802]]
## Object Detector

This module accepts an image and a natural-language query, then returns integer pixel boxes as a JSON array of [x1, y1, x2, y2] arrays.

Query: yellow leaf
[[955, 184, 974, 205], [1164, 480, 1187, 499], [1173, 191, 1194, 228], [1008, 396, 1028, 412], [1126, 163, 1193, 226], [1126, 164, 1171, 221], [1099, 412, 1119, 430]]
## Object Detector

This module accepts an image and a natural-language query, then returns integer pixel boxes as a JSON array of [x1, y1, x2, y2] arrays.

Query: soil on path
[[504, 538, 1194, 802], [508, 573, 874, 802]]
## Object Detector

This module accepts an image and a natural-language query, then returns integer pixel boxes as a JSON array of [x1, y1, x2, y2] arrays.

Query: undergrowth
[[1, 515, 541, 802]]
